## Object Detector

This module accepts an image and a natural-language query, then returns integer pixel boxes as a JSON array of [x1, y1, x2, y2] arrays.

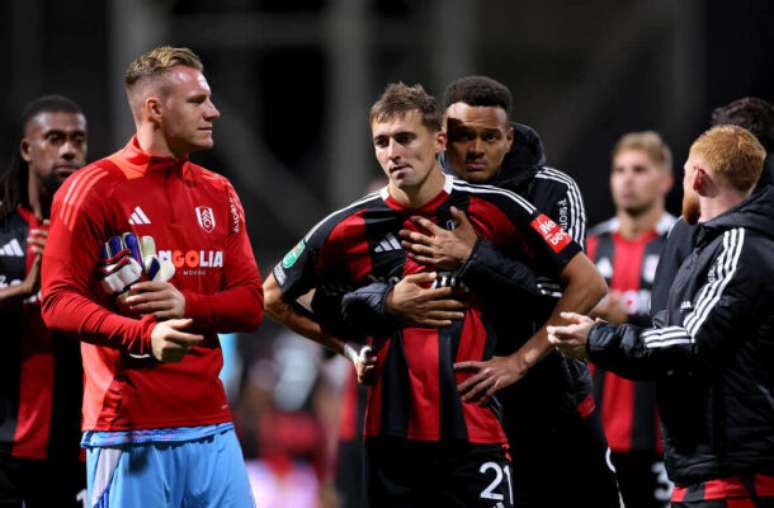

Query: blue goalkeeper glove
[[99, 233, 175, 298]]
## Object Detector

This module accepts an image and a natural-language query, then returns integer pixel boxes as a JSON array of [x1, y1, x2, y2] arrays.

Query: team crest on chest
[[195, 206, 216, 233]]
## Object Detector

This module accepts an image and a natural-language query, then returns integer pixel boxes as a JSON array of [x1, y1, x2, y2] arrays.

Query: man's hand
[[547, 311, 596, 360], [399, 207, 478, 271], [343, 341, 378, 384], [589, 291, 629, 324], [27, 226, 48, 255], [150, 318, 204, 363], [19, 254, 43, 297], [20, 226, 49, 297], [385, 272, 466, 327], [454, 354, 528, 406], [125, 281, 186, 319]]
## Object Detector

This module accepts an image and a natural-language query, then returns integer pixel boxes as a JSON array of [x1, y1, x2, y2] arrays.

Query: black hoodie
[[442, 123, 593, 429], [588, 186, 774, 485]]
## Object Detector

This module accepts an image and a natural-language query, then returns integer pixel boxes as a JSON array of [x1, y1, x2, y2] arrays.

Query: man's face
[[20, 111, 87, 193], [160, 66, 220, 155], [371, 110, 444, 191], [444, 102, 513, 184], [681, 156, 701, 224], [610, 149, 671, 217]]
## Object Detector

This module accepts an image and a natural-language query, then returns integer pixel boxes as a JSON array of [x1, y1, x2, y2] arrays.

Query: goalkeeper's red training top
[[41, 137, 263, 431]]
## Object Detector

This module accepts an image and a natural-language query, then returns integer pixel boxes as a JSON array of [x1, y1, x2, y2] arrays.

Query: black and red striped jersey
[[273, 174, 581, 444], [0, 206, 82, 460], [586, 213, 675, 453]]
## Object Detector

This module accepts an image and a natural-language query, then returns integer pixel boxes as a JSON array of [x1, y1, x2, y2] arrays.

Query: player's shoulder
[[53, 158, 124, 206], [450, 177, 536, 214], [587, 217, 618, 238], [532, 166, 581, 194], [186, 163, 233, 191], [656, 212, 677, 236], [304, 190, 384, 244]]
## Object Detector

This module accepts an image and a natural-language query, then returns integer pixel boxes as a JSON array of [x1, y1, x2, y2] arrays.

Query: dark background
[[2, 0, 773, 271]]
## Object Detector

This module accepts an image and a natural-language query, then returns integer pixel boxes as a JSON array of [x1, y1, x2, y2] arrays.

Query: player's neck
[[388, 165, 446, 209], [616, 203, 664, 239], [136, 124, 188, 160], [27, 174, 48, 220], [698, 189, 749, 223]]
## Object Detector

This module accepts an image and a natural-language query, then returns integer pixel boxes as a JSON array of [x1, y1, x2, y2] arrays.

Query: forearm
[[0, 284, 32, 307], [264, 275, 347, 356], [183, 284, 264, 333], [42, 285, 155, 354], [587, 322, 695, 380], [457, 240, 542, 298], [508, 253, 606, 371]]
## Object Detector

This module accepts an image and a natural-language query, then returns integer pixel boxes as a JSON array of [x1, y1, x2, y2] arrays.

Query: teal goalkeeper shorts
[[85, 427, 255, 508]]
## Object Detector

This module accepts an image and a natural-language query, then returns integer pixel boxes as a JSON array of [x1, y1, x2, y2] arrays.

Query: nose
[[469, 137, 484, 156], [386, 138, 403, 160], [60, 139, 76, 161], [205, 99, 220, 121]]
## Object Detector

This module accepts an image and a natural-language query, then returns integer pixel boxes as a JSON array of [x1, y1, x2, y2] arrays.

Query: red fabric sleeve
[[41, 168, 155, 354], [182, 180, 263, 332]]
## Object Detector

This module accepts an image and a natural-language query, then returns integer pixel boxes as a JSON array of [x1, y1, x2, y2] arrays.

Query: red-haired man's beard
[[682, 191, 701, 225]]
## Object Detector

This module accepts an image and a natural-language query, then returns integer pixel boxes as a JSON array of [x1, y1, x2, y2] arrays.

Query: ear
[[19, 138, 32, 163], [693, 167, 707, 194], [144, 96, 163, 125], [505, 125, 515, 151], [435, 129, 447, 154], [661, 171, 674, 195]]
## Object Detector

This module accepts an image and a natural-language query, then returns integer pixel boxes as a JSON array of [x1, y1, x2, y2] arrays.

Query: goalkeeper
[[41, 46, 263, 507]]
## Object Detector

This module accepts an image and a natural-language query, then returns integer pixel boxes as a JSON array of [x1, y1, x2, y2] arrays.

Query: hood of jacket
[[699, 184, 774, 242]]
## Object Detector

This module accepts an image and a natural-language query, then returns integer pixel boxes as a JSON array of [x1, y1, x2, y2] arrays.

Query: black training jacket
[[587, 187, 774, 485]]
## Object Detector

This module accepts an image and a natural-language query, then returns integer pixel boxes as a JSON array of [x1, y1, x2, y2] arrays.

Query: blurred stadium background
[[2, 1, 773, 506]]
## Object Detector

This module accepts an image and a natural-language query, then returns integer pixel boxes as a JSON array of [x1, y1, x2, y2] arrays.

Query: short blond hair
[[612, 131, 672, 172], [690, 125, 767, 193], [125, 46, 203, 91]]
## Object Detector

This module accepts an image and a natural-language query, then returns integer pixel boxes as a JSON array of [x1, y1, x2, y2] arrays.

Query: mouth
[[198, 126, 213, 133], [389, 164, 411, 174], [464, 161, 487, 171], [54, 165, 79, 179]]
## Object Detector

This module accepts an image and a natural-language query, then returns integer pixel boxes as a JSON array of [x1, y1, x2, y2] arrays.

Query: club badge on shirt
[[195, 206, 216, 233]]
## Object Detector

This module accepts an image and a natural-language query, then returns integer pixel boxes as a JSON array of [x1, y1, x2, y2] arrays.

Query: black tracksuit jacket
[[588, 187, 774, 485]]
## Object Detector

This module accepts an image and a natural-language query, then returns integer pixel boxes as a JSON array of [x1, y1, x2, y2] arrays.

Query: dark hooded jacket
[[651, 156, 774, 318], [445, 123, 593, 431], [588, 186, 774, 485]]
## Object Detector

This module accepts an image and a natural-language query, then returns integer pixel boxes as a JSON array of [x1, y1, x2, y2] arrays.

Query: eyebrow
[[42, 128, 86, 136]]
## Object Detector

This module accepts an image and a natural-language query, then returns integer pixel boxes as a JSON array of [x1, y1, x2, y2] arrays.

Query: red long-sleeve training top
[[41, 137, 263, 431]]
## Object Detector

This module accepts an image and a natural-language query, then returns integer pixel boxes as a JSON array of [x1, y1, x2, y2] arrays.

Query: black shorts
[[505, 408, 620, 508], [671, 498, 774, 507], [671, 474, 774, 508], [610, 450, 672, 508], [336, 438, 366, 508], [0, 454, 85, 508], [365, 437, 514, 508]]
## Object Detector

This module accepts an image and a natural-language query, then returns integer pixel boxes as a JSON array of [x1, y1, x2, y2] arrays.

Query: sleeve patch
[[531, 214, 572, 253], [282, 240, 306, 269]]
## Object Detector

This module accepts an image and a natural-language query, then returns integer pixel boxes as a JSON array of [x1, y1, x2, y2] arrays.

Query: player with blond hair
[[41, 46, 263, 507]]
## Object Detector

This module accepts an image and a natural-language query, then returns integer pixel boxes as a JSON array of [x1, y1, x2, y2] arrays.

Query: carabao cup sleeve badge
[[282, 240, 306, 269]]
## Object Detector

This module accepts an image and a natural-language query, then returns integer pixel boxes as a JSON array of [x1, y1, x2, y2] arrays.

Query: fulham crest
[[195, 206, 216, 233]]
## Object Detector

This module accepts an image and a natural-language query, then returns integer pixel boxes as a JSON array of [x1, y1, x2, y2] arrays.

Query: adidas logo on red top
[[128, 206, 151, 225]]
